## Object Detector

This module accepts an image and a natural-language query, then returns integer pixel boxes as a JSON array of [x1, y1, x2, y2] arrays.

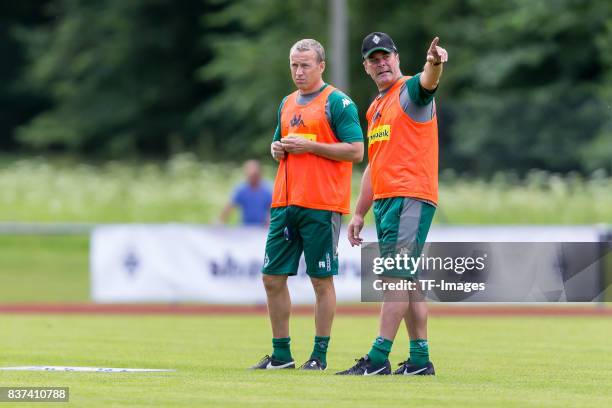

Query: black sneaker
[[393, 359, 435, 375], [335, 355, 391, 375], [250, 355, 295, 370], [299, 358, 327, 371]]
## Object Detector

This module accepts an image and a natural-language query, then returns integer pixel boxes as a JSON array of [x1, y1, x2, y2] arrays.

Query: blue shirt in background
[[232, 182, 272, 225]]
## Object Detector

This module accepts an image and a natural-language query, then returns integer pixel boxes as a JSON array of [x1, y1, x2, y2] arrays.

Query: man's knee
[[409, 298, 428, 316], [310, 276, 335, 296], [262, 274, 288, 294]]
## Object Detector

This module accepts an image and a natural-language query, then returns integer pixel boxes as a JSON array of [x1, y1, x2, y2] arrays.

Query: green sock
[[409, 339, 429, 366], [272, 337, 293, 363], [310, 336, 330, 364], [367, 336, 393, 367]]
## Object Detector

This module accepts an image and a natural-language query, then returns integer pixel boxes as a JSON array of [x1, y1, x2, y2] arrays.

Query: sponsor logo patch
[[367, 125, 391, 146], [285, 133, 317, 142]]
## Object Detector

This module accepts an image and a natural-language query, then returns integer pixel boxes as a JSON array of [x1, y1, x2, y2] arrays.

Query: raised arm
[[420, 37, 448, 91]]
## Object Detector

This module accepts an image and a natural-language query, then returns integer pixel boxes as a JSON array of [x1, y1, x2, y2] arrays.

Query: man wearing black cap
[[336, 32, 448, 376]]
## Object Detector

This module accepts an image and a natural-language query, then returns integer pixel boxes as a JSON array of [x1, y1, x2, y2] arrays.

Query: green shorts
[[262, 206, 341, 278], [373, 197, 436, 278]]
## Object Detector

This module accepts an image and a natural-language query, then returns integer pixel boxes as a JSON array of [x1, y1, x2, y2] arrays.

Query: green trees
[[434, 0, 612, 174], [15, 0, 211, 155], [1, 0, 609, 174], [0, 1, 51, 150]]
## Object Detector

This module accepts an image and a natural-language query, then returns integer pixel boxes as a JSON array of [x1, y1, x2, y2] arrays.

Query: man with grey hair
[[251, 38, 364, 371], [290, 38, 326, 62]]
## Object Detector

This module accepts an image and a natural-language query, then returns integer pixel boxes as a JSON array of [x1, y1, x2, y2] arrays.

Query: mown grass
[[0, 315, 610, 407], [0, 236, 89, 303], [0, 155, 610, 224]]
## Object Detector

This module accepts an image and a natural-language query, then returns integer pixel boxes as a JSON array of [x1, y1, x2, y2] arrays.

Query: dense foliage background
[[1, 0, 610, 175]]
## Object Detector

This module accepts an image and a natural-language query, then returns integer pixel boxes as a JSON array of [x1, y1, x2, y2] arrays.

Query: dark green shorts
[[373, 197, 436, 278], [262, 206, 341, 278]]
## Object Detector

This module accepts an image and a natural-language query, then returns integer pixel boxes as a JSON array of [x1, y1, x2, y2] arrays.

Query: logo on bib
[[290, 113, 306, 128], [285, 133, 317, 142], [368, 125, 391, 146]]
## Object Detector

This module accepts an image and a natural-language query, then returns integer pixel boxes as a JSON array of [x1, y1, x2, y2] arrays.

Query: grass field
[[0, 236, 89, 302], [0, 314, 611, 407], [1, 155, 610, 407], [1, 155, 611, 224]]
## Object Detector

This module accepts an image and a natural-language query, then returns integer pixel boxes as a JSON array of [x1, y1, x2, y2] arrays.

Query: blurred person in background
[[251, 38, 364, 371], [219, 159, 272, 226]]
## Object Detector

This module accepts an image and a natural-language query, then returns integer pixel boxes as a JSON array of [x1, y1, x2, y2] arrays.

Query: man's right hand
[[271, 141, 286, 161], [347, 214, 365, 246]]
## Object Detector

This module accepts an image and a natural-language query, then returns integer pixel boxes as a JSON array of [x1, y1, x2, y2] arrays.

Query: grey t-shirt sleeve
[[401, 74, 437, 123]]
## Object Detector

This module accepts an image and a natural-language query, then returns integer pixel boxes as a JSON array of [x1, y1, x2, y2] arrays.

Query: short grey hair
[[290, 39, 325, 62]]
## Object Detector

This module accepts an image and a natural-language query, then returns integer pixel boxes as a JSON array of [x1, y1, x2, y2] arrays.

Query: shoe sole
[[250, 363, 295, 370], [394, 368, 435, 375]]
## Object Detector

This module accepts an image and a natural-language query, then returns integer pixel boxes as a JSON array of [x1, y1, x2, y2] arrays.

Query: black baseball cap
[[361, 32, 398, 59]]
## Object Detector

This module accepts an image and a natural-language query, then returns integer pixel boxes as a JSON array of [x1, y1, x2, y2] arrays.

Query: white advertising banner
[[91, 225, 375, 303], [91, 225, 605, 303]]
